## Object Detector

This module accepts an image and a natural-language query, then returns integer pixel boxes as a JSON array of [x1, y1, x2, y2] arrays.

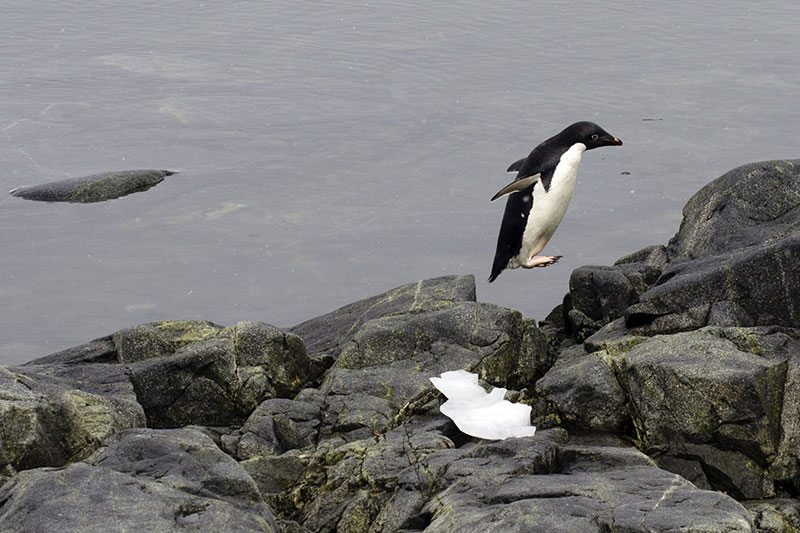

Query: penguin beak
[[603, 136, 623, 146]]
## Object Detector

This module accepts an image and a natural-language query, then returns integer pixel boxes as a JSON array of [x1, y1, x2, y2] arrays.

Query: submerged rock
[[9, 169, 174, 203]]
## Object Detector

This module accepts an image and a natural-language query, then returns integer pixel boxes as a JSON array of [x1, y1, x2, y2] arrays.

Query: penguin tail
[[506, 157, 526, 173], [488, 264, 503, 283]]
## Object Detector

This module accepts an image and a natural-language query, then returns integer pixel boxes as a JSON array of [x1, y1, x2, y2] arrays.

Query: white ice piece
[[429, 370, 536, 440]]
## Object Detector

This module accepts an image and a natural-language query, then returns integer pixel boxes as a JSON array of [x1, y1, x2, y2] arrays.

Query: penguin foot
[[522, 255, 562, 268]]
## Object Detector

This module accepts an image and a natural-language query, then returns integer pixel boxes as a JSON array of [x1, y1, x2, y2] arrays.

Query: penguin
[[488, 121, 622, 282]]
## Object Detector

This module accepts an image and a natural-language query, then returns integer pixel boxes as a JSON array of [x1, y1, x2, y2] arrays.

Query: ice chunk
[[429, 370, 536, 440]]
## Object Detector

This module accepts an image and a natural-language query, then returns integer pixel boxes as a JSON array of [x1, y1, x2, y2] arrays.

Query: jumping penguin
[[488, 121, 622, 282]]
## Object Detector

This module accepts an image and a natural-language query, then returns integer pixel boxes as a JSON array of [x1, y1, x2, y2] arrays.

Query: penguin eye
[[591, 134, 599, 140]]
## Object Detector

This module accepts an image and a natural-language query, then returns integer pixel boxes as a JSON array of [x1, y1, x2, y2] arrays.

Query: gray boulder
[[624, 160, 800, 334], [0, 427, 277, 532], [616, 327, 793, 499], [0, 347, 145, 478], [290, 275, 477, 360], [537, 322, 800, 500], [667, 160, 800, 260], [233, 321, 315, 396], [566, 246, 666, 339], [534, 344, 629, 432], [425, 433, 754, 533], [125, 335, 244, 428], [116, 320, 311, 427], [290, 275, 547, 441], [235, 396, 324, 459], [556, 161, 800, 337], [625, 236, 800, 333]]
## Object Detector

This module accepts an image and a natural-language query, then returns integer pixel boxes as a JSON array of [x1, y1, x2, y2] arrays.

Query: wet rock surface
[[2, 160, 800, 532]]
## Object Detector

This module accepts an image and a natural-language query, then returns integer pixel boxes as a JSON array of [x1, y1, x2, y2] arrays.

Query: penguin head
[[563, 121, 623, 150]]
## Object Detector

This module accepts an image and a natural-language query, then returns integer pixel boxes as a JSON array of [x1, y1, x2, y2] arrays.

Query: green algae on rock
[[9, 169, 175, 203]]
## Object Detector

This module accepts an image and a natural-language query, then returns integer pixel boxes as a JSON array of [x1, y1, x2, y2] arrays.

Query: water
[[1, 1, 798, 364]]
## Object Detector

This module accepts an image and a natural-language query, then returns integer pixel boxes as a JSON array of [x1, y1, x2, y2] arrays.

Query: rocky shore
[[1, 159, 799, 532]]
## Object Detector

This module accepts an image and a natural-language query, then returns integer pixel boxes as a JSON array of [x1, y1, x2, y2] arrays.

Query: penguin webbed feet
[[521, 255, 562, 268]]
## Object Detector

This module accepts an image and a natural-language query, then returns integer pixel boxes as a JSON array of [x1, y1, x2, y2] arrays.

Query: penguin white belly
[[518, 142, 586, 262]]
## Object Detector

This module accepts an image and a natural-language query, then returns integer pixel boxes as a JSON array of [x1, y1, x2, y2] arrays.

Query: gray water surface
[[2, 1, 798, 364]]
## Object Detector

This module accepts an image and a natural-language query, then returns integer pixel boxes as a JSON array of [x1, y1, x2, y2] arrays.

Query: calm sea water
[[1, 1, 798, 364]]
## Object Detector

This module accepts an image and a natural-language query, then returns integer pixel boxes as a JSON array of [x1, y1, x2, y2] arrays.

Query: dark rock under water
[[9, 169, 174, 203]]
